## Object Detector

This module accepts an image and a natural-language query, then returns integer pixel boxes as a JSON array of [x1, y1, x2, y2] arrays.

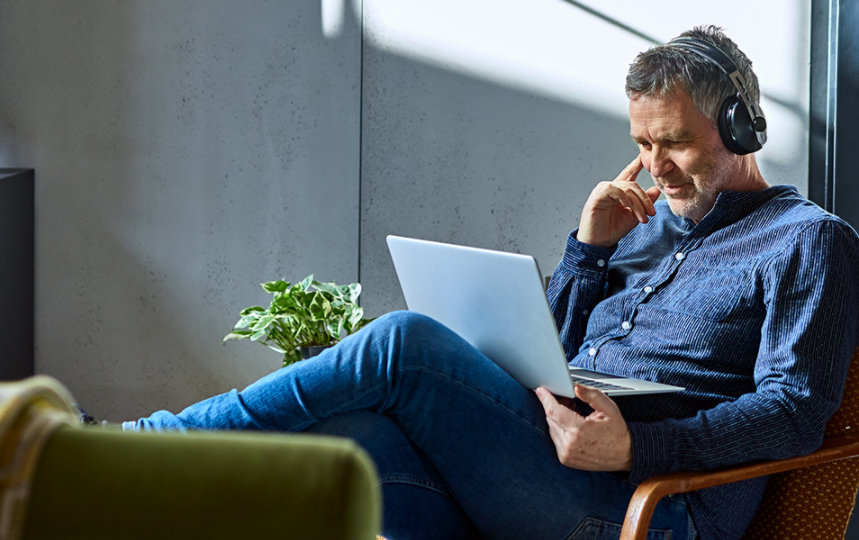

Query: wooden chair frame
[[619, 435, 859, 539]]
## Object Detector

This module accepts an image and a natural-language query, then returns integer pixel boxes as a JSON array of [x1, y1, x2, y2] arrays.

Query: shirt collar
[[692, 185, 800, 233]]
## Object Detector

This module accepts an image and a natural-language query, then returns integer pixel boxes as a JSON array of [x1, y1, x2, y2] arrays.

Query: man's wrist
[[562, 230, 616, 277], [575, 225, 617, 249], [620, 430, 634, 471], [626, 421, 672, 482]]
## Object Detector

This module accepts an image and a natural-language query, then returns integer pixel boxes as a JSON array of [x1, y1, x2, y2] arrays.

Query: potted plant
[[223, 275, 374, 367]]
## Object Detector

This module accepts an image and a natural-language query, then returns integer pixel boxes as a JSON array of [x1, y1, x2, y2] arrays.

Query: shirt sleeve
[[626, 219, 859, 482], [547, 230, 616, 360]]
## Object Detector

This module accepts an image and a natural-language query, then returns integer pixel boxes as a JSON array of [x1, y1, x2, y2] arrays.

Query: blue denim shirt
[[548, 185, 859, 539]]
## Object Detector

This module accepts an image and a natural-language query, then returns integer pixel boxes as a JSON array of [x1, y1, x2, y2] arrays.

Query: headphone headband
[[668, 37, 767, 153]]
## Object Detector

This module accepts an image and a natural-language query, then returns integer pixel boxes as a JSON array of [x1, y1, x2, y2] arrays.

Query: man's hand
[[535, 384, 633, 471], [577, 156, 661, 248]]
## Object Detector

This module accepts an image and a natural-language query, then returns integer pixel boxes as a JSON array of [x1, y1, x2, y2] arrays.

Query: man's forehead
[[628, 92, 710, 140], [628, 90, 695, 115], [630, 127, 696, 143]]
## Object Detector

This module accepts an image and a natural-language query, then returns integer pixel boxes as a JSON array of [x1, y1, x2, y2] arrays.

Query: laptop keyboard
[[567, 375, 635, 392]]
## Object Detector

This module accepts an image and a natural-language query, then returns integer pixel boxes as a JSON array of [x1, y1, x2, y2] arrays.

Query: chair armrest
[[619, 435, 859, 540], [23, 426, 381, 540]]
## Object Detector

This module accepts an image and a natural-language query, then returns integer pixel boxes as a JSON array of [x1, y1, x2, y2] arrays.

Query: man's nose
[[648, 147, 674, 177]]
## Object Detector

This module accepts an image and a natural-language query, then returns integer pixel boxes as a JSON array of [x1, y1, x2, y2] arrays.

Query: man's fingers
[[576, 155, 654, 248], [606, 183, 655, 222], [610, 190, 647, 223], [616, 156, 656, 216], [618, 155, 644, 183], [573, 384, 616, 414], [536, 387, 583, 426], [536, 387, 585, 466], [620, 176, 657, 217], [536, 386, 564, 416], [629, 181, 657, 216]]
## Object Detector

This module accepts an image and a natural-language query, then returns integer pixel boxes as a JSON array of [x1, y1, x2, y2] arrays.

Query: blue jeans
[[124, 311, 696, 539]]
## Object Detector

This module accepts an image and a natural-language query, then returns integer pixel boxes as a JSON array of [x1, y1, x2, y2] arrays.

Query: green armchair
[[0, 376, 381, 540]]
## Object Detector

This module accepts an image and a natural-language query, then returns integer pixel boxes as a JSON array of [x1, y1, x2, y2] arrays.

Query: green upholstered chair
[[0, 376, 381, 540]]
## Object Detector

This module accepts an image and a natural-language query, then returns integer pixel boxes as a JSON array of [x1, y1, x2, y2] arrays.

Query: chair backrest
[[0, 376, 79, 540], [743, 346, 859, 539]]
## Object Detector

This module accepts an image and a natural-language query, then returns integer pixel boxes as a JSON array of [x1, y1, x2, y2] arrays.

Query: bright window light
[[322, 0, 346, 38], [362, 0, 646, 118]]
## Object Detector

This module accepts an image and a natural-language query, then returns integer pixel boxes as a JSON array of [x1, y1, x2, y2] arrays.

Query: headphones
[[668, 37, 767, 155]]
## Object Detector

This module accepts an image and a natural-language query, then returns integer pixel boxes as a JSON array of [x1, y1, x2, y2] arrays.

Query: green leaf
[[223, 329, 254, 342], [252, 314, 276, 331], [239, 306, 265, 316], [308, 292, 332, 320], [272, 293, 296, 312], [326, 319, 345, 340], [342, 283, 361, 303], [346, 306, 365, 332], [299, 275, 314, 291], [261, 280, 288, 293], [235, 313, 262, 329], [353, 316, 374, 333], [312, 281, 340, 296], [250, 329, 268, 341], [265, 342, 287, 355]]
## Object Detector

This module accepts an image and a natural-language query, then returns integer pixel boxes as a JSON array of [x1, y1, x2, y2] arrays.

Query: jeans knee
[[375, 309, 433, 326], [360, 311, 463, 367], [372, 310, 448, 344]]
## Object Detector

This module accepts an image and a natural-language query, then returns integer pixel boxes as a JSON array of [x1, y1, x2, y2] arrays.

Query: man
[[123, 26, 859, 539]]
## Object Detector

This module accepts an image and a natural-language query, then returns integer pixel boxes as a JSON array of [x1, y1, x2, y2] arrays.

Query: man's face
[[629, 90, 741, 223]]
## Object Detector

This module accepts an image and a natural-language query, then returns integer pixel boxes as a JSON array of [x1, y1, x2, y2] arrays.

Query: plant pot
[[300, 345, 331, 360]]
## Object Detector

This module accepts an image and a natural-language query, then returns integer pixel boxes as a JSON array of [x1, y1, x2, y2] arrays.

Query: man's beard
[[663, 186, 718, 224]]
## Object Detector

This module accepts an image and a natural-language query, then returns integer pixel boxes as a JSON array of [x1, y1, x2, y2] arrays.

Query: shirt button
[[675, 252, 685, 261], [621, 321, 632, 330], [588, 347, 597, 356], [582, 309, 589, 316], [643, 286, 653, 294], [596, 259, 606, 268]]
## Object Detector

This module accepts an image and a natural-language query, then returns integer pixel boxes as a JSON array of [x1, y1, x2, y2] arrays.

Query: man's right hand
[[577, 156, 661, 248]]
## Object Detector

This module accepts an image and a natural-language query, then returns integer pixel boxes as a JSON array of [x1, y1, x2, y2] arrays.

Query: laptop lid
[[386, 235, 683, 398]]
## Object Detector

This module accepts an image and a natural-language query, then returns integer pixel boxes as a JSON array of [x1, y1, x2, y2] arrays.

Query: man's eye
[[638, 142, 652, 150]]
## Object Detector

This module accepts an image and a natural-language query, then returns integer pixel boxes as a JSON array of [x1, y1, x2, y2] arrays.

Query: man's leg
[[307, 410, 480, 539], [123, 311, 693, 538]]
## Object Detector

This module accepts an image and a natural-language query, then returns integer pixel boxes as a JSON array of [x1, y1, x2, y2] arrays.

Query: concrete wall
[[0, 1, 809, 420], [0, 1, 362, 417]]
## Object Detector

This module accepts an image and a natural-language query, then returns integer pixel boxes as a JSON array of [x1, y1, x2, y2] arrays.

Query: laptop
[[386, 235, 684, 398]]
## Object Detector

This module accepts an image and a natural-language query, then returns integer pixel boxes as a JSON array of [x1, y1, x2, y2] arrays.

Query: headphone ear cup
[[718, 95, 762, 155]]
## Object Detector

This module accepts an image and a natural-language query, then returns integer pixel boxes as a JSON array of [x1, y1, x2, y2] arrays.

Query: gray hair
[[625, 25, 760, 127]]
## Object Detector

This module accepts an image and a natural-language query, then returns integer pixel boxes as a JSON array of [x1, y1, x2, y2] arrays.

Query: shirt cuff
[[559, 229, 616, 279], [627, 421, 673, 483]]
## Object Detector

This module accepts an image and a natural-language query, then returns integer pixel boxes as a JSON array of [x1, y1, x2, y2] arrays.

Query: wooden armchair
[[620, 346, 859, 539]]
